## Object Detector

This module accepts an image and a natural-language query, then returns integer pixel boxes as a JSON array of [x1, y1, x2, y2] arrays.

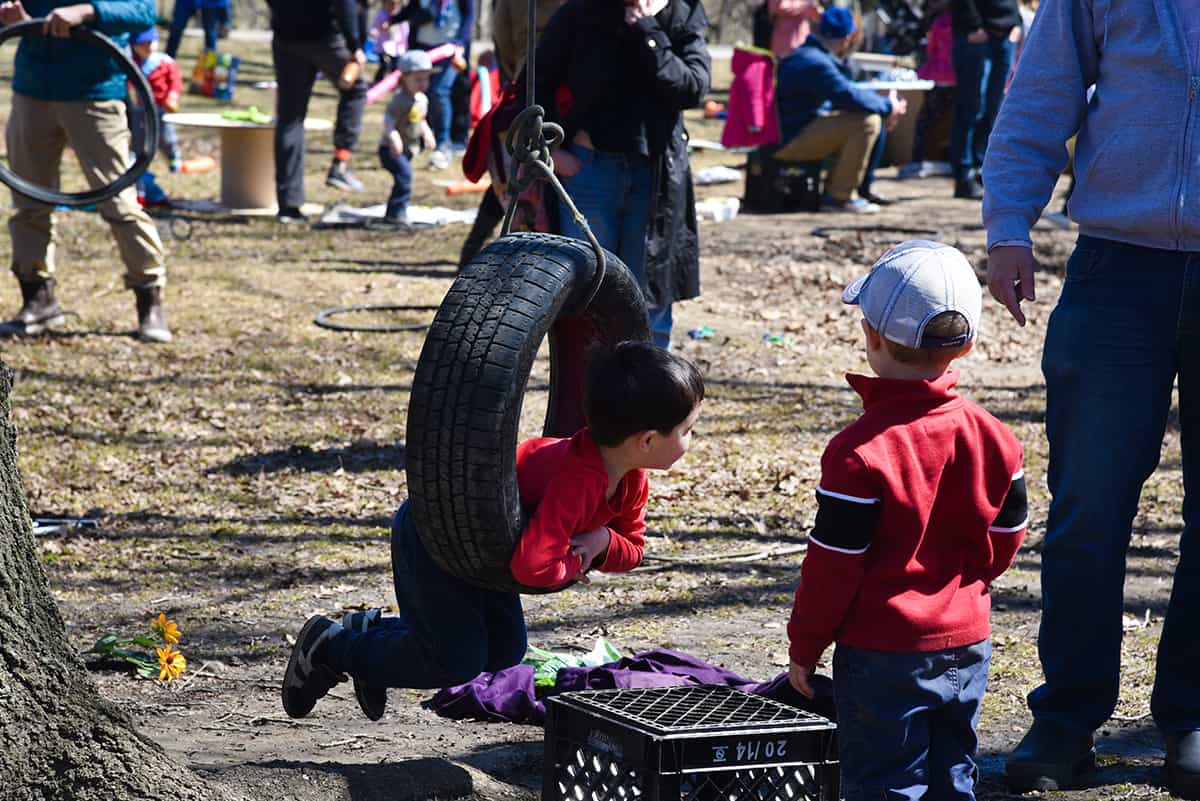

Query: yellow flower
[[152, 613, 181, 645], [156, 645, 187, 682]]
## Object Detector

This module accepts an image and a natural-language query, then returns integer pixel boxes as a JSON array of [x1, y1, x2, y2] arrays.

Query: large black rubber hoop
[[313, 304, 439, 333], [406, 233, 651, 594], [0, 19, 158, 207]]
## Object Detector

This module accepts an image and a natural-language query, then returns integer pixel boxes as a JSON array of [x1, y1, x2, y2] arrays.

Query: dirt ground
[[0, 34, 1185, 801]]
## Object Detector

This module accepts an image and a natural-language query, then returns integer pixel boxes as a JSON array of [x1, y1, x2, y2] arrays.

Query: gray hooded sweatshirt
[[983, 0, 1200, 251]]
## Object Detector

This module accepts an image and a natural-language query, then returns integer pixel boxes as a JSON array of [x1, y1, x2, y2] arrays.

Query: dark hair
[[584, 341, 705, 446], [881, 311, 971, 364]]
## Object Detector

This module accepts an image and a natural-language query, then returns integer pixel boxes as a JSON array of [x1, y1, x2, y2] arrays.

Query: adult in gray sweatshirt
[[982, 2, 1200, 798]]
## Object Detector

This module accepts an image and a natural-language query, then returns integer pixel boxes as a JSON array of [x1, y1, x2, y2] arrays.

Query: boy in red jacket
[[788, 240, 1027, 801], [282, 341, 704, 720], [129, 26, 183, 205]]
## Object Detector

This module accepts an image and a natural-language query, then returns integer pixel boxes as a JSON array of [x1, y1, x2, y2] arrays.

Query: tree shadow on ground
[[212, 440, 406, 475], [205, 757, 507, 801]]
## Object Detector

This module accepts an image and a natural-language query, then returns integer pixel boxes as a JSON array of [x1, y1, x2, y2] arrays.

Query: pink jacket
[[721, 46, 781, 149], [917, 14, 955, 85], [768, 0, 814, 57]]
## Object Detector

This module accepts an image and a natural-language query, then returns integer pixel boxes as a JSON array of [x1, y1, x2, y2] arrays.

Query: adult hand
[[967, 27, 988, 44], [569, 526, 611, 575], [788, 662, 814, 699], [987, 245, 1037, 326], [354, 47, 367, 66], [886, 90, 908, 132], [552, 146, 583, 178], [43, 3, 94, 37], [624, 0, 668, 26], [0, 1, 31, 25]]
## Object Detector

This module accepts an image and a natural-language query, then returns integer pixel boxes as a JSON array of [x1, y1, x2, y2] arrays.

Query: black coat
[[532, 0, 711, 307]]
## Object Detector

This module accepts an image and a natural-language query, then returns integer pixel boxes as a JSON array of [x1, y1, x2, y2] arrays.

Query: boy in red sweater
[[788, 240, 1027, 801], [282, 341, 704, 720], [128, 27, 183, 205]]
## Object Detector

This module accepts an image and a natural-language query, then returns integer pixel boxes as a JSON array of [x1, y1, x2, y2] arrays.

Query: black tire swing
[[0, 19, 158, 207], [406, 235, 650, 593]]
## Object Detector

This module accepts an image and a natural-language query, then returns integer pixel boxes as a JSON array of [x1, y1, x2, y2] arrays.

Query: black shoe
[[954, 177, 984, 200], [342, 609, 387, 721], [276, 206, 309, 225], [1167, 730, 1200, 800], [281, 615, 347, 718], [1006, 719, 1096, 792], [326, 160, 364, 192], [0, 277, 66, 337], [858, 189, 895, 206]]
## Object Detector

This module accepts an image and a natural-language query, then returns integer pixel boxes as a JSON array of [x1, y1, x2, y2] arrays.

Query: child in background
[[788, 240, 1027, 801], [128, 27, 183, 206], [377, 49, 436, 226], [282, 341, 705, 721]]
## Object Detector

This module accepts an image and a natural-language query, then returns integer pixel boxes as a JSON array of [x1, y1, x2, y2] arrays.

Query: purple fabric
[[424, 648, 836, 725]]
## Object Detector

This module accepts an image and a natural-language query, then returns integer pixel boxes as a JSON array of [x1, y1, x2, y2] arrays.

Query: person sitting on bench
[[774, 7, 906, 214]]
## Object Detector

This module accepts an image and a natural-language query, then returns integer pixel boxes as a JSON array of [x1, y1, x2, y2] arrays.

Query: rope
[[498, 0, 608, 314]]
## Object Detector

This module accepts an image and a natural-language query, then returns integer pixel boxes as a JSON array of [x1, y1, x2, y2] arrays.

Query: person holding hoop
[[0, 0, 172, 343]]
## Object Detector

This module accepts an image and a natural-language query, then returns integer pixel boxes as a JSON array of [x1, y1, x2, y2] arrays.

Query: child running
[[282, 340, 704, 720], [128, 26, 183, 206], [788, 240, 1027, 801], [377, 49, 437, 226]]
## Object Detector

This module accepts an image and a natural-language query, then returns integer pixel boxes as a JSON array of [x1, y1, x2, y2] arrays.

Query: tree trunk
[[0, 364, 236, 801]]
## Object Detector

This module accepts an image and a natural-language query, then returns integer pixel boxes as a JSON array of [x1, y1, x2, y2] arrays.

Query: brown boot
[[0, 277, 66, 337], [133, 285, 172, 343]]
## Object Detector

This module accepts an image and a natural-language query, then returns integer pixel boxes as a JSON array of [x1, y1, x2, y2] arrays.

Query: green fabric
[[13, 0, 156, 102], [523, 638, 622, 689]]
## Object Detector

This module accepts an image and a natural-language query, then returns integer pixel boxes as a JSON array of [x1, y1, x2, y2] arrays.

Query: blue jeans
[[949, 32, 1015, 178], [378, 145, 413, 218], [166, 1, 220, 57], [426, 60, 459, 148], [1031, 236, 1200, 736], [327, 500, 528, 689], [834, 640, 991, 801], [557, 143, 672, 348]]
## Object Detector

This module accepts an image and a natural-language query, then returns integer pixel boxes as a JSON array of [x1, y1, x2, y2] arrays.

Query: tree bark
[[0, 363, 236, 801]]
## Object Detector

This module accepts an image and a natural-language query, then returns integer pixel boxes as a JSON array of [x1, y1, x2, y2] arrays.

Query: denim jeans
[[834, 640, 991, 801], [426, 60, 459, 148], [378, 145, 413, 219], [327, 500, 528, 689], [1031, 236, 1200, 737], [166, 2, 219, 57], [557, 143, 673, 348], [949, 32, 1015, 178]]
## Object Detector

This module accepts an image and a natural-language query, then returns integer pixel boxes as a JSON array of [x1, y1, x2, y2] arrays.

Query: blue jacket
[[14, 0, 156, 102], [775, 36, 893, 143], [983, 0, 1200, 251]]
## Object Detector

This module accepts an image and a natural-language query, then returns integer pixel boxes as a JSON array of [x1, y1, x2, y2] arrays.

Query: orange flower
[[156, 645, 187, 682], [152, 612, 181, 645]]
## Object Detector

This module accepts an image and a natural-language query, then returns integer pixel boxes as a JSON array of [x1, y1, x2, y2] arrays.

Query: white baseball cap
[[842, 240, 982, 350]]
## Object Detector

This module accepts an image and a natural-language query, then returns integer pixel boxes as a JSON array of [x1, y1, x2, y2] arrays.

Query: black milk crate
[[542, 685, 839, 801]]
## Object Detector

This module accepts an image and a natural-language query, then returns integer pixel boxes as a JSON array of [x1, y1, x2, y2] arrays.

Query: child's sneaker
[[342, 609, 387, 721], [281, 615, 347, 718], [429, 146, 451, 171], [326, 159, 364, 192]]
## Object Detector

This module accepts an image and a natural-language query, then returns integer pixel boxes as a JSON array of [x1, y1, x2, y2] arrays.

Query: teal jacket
[[14, 0, 156, 101]]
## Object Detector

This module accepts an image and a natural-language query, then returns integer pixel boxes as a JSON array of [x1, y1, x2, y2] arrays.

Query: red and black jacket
[[788, 371, 1027, 668]]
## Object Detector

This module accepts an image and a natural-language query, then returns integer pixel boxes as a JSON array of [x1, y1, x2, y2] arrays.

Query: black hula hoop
[[313, 305, 440, 333], [0, 19, 158, 207]]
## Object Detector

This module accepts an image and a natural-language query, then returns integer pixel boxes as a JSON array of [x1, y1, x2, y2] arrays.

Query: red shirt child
[[131, 28, 182, 113]]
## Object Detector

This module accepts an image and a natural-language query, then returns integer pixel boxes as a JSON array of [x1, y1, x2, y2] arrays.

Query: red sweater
[[788, 371, 1027, 668], [509, 429, 648, 589], [134, 51, 183, 110]]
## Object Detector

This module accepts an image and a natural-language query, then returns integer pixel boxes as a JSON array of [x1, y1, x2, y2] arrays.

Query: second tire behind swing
[[406, 232, 651, 594]]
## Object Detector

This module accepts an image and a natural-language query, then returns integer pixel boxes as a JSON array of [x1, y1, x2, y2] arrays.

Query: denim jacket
[[983, 0, 1200, 251]]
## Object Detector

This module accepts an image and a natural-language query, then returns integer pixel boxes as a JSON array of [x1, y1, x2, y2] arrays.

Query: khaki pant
[[5, 93, 165, 288], [775, 111, 883, 201]]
